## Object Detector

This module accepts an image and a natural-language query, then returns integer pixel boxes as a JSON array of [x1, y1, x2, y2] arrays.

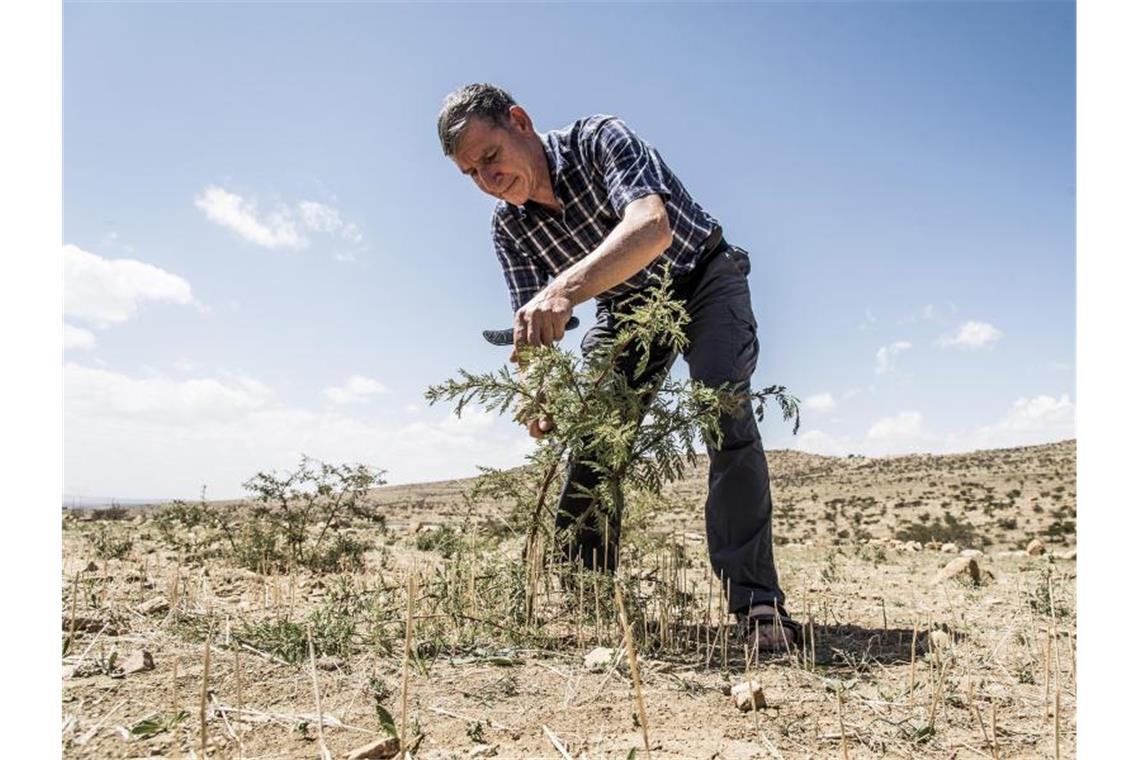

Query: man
[[437, 83, 800, 652]]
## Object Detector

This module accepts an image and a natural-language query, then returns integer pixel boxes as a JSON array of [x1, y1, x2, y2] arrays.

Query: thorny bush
[[426, 270, 799, 564]]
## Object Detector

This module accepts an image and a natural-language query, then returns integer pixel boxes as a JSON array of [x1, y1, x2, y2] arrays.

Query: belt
[[607, 227, 730, 313]]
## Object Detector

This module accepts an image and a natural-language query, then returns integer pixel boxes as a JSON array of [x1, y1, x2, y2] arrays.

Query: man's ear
[[508, 105, 533, 134]]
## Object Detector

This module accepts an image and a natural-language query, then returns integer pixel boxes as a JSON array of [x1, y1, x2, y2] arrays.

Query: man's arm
[[512, 193, 672, 350]]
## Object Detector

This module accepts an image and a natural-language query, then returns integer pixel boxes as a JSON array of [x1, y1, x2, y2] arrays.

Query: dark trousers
[[554, 243, 786, 615]]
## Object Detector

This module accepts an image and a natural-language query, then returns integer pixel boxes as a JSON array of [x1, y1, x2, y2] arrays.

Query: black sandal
[[739, 606, 804, 651]]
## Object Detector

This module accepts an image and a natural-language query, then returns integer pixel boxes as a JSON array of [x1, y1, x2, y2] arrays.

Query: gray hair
[[437, 83, 517, 156]]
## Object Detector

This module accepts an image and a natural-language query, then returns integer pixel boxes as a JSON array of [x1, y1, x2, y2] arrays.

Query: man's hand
[[526, 415, 555, 439], [511, 383, 556, 439], [510, 288, 573, 362]]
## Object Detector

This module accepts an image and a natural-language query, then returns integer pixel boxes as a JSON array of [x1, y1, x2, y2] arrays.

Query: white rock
[[1058, 548, 1076, 561], [1026, 539, 1047, 556], [584, 647, 615, 673], [137, 596, 169, 616], [121, 649, 154, 675], [931, 556, 982, 586], [731, 678, 767, 711], [940, 543, 959, 554], [927, 630, 952, 651], [346, 736, 400, 760], [960, 549, 984, 558]]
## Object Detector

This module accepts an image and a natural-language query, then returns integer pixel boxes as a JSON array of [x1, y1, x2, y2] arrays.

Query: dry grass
[[61, 440, 1076, 759]]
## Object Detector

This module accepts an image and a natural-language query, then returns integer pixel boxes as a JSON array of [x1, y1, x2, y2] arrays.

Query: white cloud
[[792, 429, 854, 457], [802, 392, 836, 413], [938, 320, 1003, 350], [874, 341, 912, 375], [63, 244, 195, 327], [64, 323, 96, 351], [194, 187, 365, 253], [65, 363, 273, 425], [64, 364, 528, 498], [298, 201, 364, 244], [945, 394, 1074, 452], [194, 186, 307, 249], [323, 375, 388, 405], [867, 411, 923, 444]]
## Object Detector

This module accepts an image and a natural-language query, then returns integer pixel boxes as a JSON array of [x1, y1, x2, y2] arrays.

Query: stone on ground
[[940, 542, 959, 554], [346, 735, 400, 760], [731, 678, 767, 711], [927, 630, 952, 651], [1026, 538, 1046, 556], [136, 596, 170, 616], [931, 556, 982, 586], [121, 649, 154, 675], [584, 647, 615, 673]]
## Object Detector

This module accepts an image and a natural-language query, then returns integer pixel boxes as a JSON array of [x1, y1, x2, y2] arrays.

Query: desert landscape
[[61, 439, 1076, 759]]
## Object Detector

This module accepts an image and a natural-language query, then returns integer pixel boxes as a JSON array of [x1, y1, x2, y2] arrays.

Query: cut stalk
[[615, 583, 650, 757], [400, 568, 417, 758], [307, 625, 331, 760], [199, 628, 212, 758]]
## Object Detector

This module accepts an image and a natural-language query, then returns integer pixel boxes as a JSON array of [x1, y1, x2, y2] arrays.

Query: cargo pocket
[[728, 302, 760, 379], [727, 246, 752, 278]]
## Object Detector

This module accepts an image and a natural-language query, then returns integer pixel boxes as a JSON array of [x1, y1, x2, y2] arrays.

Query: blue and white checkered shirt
[[491, 115, 720, 313]]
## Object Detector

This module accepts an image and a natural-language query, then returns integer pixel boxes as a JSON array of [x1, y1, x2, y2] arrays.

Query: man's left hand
[[511, 289, 573, 361]]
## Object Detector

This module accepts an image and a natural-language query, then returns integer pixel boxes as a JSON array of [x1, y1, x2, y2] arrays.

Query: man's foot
[[741, 604, 803, 654]]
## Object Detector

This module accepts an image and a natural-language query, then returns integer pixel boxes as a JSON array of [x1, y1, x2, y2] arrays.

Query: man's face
[[451, 107, 540, 207]]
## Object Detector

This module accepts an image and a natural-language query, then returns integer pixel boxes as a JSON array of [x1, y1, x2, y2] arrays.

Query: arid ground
[[61, 440, 1076, 759]]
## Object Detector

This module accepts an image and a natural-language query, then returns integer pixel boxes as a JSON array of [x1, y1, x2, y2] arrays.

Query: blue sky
[[62, 1, 1075, 500]]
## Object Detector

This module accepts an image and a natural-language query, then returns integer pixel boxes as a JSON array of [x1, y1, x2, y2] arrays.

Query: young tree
[[426, 272, 800, 571]]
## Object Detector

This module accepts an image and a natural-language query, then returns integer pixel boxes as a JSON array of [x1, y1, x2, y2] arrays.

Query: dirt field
[[61, 440, 1076, 759]]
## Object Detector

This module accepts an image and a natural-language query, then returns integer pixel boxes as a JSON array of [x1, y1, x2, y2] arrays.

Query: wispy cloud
[[63, 244, 195, 327], [66, 363, 274, 427], [802, 392, 836, 413], [874, 341, 912, 375], [65, 364, 526, 497], [900, 302, 957, 326], [867, 410, 923, 447], [323, 375, 388, 405], [298, 201, 364, 244], [945, 394, 1074, 452], [64, 323, 96, 351], [792, 428, 855, 457], [938, 320, 1003, 350], [195, 186, 366, 254], [194, 186, 307, 249]]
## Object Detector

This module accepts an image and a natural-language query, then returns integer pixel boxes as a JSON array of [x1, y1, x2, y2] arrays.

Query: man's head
[[437, 83, 547, 207]]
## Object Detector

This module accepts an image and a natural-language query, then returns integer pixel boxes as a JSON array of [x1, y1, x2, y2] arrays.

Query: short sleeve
[[492, 215, 546, 313], [586, 116, 673, 218]]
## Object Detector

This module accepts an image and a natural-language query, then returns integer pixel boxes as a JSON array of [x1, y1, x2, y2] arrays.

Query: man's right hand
[[526, 415, 555, 439], [511, 367, 555, 439]]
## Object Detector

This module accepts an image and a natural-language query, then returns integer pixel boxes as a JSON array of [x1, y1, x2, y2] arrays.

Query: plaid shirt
[[491, 115, 720, 313]]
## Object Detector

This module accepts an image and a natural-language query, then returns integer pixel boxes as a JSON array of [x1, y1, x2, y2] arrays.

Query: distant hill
[[365, 439, 1076, 551]]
